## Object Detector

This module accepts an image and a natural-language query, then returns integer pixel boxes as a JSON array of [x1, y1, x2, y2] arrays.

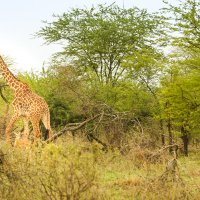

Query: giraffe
[[0, 56, 52, 143]]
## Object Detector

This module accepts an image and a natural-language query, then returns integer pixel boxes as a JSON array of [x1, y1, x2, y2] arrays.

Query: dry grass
[[0, 135, 199, 200]]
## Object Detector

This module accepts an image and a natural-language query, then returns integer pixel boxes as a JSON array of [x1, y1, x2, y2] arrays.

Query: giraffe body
[[0, 56, 52, 143]]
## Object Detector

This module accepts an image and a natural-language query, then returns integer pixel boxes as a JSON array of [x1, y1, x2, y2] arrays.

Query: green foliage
[[159, 57, 200, 138], [1, 1, 200, 181], [37, 3, 165, 85], [164, 0, 200, 51]]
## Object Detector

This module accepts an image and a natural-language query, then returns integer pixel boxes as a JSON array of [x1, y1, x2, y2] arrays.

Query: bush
[[0, 141, 99, 200]]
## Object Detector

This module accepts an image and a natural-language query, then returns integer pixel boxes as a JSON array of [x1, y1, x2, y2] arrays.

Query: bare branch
[[46, 113, 102, 143]]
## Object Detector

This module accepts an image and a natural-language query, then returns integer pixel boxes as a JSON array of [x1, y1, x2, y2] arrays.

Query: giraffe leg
[[23, 118, 30, 138], [30, 117, 41, 142], [42, 111, 52, 139], [5, 114, 19, 143]]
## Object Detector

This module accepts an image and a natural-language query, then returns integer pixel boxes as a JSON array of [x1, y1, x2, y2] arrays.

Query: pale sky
[[0, 0, 167, 72]]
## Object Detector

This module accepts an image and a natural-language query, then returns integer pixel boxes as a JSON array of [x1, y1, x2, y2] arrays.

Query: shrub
[[0, 141, 99, 200]]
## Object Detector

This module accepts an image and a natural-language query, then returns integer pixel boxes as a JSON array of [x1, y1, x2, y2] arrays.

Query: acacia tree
[[159, 0, 200, 155], [159, 62, 200, 156], [37, 4, 165, 85]]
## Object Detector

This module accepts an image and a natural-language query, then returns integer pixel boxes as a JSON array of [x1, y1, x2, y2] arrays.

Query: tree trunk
[[167, 118, 173, 153], [180, 126, 189, 156], [160, 119, 165, 145]]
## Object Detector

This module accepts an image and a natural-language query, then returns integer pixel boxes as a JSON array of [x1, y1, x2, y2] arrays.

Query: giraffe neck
[[0, 56, 25, 92]]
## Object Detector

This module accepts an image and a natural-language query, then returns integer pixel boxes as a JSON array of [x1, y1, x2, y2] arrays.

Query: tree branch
[[46, 113, 102, 143]]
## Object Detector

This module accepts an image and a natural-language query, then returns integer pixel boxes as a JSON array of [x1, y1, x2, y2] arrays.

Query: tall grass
[[0, 136, 199, 200]]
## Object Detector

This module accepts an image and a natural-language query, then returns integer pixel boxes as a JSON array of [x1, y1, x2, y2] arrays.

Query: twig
[[93, 111, 104, 132], [86, 133, 107, 151], [149, 144, 179, 160], [134, 117, 144, 135]]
